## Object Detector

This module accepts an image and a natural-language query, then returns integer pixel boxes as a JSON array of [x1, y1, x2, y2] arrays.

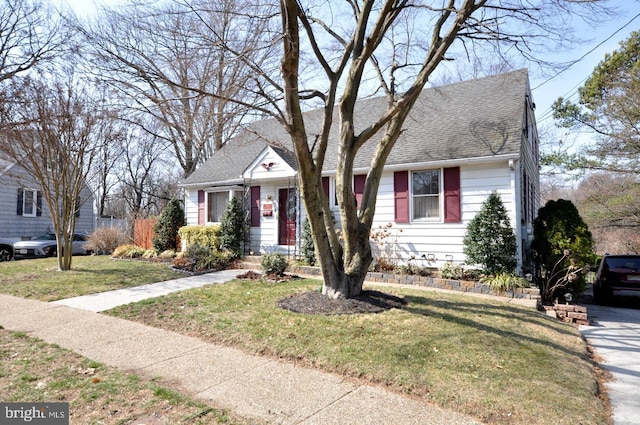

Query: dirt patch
[[236, 270, 300, 283], [277, 290, 407, 315]]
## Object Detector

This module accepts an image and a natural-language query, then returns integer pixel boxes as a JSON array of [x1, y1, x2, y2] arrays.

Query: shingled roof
[[181, 69, 529, 187]]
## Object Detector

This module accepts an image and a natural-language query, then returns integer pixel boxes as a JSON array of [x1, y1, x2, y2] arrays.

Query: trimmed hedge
[[178, 225, 221, 251]]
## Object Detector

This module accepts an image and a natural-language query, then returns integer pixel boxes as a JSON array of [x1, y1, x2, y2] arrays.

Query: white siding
[[184, 189, 200, 226], [184, 161, 521, 268], [324, 162, 517, 267]]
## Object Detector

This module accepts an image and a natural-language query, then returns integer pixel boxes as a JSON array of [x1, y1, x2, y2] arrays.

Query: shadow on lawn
[[402, 293, 587, 359]]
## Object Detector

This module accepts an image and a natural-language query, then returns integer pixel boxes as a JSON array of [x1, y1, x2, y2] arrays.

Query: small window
[[412, 170, 440, 220], [22, 189, 38, 217], [207, 190, 241, 223]]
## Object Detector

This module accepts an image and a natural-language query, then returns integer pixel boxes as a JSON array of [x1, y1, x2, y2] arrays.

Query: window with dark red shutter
[[354, 174, 366, 209], [443, 167, 461, 223], [197, 190, 205, 225], [322, 177, 330, 199], [250, 186, 261, 227], [394, 171, 409, 223]]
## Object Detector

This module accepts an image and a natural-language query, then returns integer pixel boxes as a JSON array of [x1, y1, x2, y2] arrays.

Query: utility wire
[[532, 12, 640, 91], [534, 12, 640, 123]]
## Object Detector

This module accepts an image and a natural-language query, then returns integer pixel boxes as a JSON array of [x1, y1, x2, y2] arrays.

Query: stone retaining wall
[[286, 264, 540, 301]]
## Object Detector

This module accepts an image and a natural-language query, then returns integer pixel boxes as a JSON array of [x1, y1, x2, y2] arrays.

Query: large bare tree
[[80, 0, 277, 177], [271, 0, 610, 299], [0, 72, 103, 270], [0, 0, 72, 83]]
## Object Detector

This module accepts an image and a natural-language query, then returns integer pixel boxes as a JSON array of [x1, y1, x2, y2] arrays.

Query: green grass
[[0, 330, 249, 424], [0, 256, 184, 301], [109, 279, 609, 425]]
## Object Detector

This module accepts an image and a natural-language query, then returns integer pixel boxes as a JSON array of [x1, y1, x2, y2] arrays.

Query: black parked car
[[593, 254, 640, 305]]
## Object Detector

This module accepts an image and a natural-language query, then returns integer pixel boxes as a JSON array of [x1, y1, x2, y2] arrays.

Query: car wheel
[[0, 246, 12, 262]]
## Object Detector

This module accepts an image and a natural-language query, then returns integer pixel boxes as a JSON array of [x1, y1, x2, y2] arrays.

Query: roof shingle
[[181, 69, 528, 186]]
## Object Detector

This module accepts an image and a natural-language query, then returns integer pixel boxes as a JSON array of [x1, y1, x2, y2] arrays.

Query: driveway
[[580, 293, 640, 425]]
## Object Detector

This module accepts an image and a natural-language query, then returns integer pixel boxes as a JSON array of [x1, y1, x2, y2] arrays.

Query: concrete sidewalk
[[0, 270, 482, 425], [52, 269, 247, 312]]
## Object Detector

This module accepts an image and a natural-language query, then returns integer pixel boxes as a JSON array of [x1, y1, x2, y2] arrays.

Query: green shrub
[[184, 244, 212, 260], [481, 272, 528, 294], [196, 251, 232, 271], [261, 252, 288, 275], [439, 262, 464, 280], [219, 196, 247, 259], [463, 191, 517, 274], [178, 225, 221, 252], [112, 244, 146, 259], [173, 244, 231, 272], [152, 199, 185, 252], [300, 217, 316, 265], [532, 199, 596, 303]]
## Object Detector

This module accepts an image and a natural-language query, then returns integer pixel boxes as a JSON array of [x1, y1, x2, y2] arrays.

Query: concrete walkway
[[580, 301, 640, 425], [0, 269, 482, 425]]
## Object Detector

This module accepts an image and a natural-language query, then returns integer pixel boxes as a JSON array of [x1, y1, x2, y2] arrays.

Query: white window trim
[[22, 188, 38, 218], [410, 169, 443, 223]]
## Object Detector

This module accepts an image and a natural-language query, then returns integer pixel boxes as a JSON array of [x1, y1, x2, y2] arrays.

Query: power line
[[533, 12, 640, 123], [532, 12, 640, 91]]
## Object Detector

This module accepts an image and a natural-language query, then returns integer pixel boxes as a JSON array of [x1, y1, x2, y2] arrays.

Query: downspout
[[509, 158, 524, 273]]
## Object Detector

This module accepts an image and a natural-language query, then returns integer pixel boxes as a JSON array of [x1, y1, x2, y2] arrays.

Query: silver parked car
[[13, 233, 90, 259], [0, 238, 14, 261]]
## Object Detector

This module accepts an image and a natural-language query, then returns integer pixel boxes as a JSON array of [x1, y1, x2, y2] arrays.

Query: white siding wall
[[185, 161, 519, 268], [334, 162, 516, 268], [184, 189, 200, 226]]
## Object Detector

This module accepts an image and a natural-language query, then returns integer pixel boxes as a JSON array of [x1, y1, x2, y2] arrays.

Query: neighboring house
[[0, 153, 95, 241], [179, 69, 540, 270]]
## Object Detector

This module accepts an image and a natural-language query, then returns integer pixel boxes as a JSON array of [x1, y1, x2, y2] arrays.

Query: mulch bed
[[236, 270, 407, 315], [277, 290, 407, 315]]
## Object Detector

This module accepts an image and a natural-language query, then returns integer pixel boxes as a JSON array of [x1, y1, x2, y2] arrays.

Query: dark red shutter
[[354, 174, 366, 209], [250, 186, 261, 227], [443, 167, 461, 223], [322, 177, 330, 199], [197, 190, 205, 225], [394, 171, 409, 223]]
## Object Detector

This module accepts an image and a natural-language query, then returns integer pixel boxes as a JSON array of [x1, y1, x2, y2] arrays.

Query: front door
[[278, 188, 297, 245]]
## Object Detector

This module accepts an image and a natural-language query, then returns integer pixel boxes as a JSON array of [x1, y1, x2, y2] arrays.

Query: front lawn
[[0, 256, 184, 301], [108, 278, 610, 425]]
